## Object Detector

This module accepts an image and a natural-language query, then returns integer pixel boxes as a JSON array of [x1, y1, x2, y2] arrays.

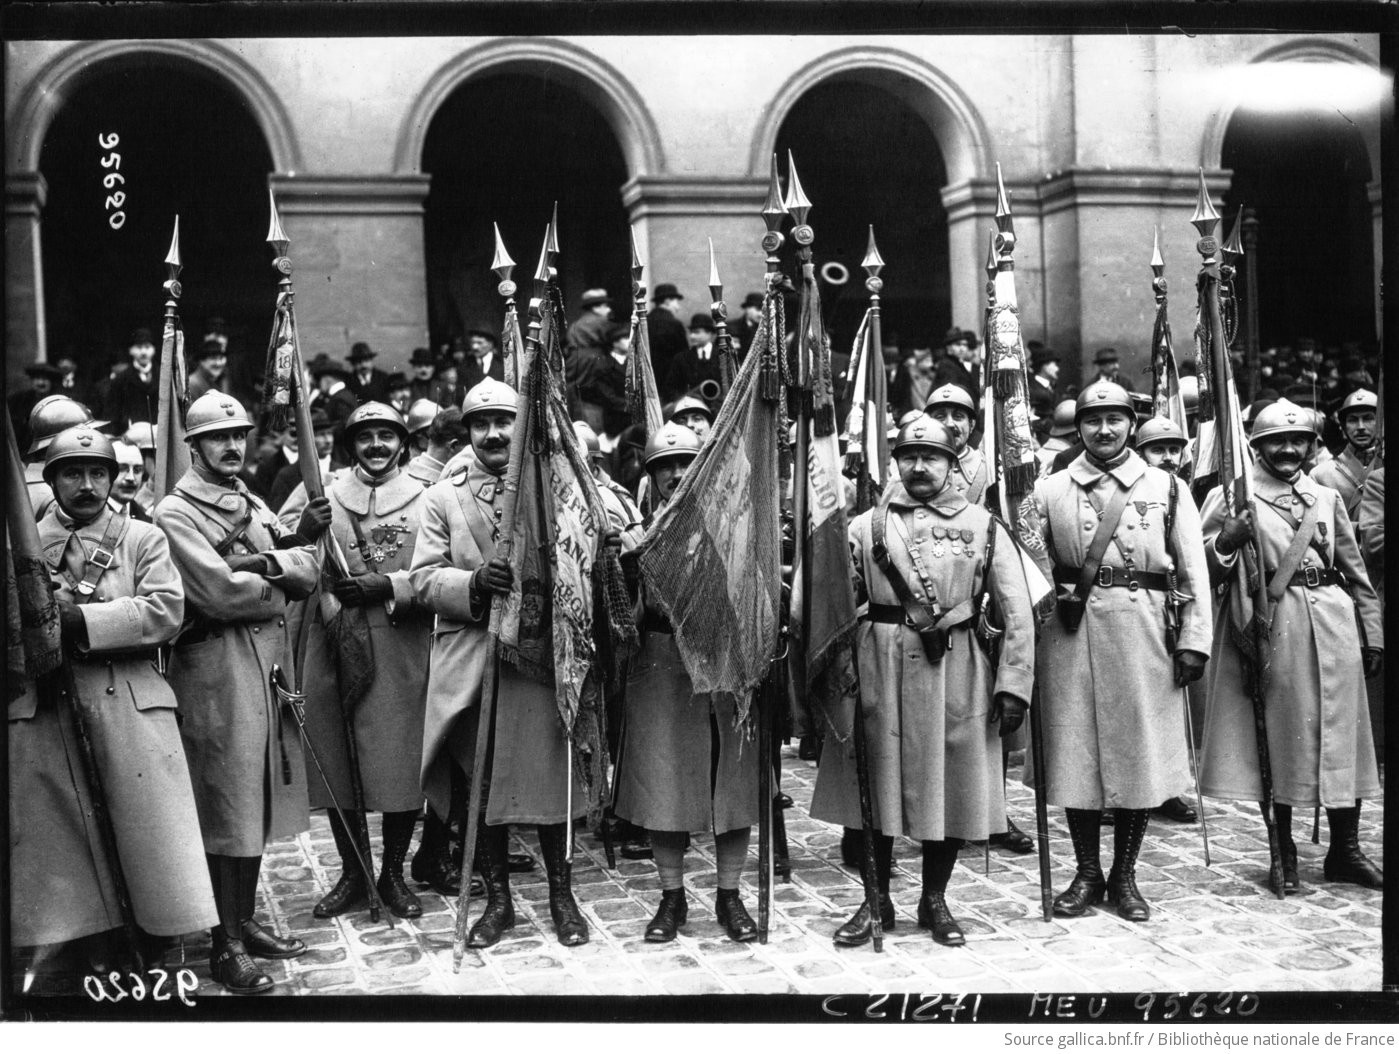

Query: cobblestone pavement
[[27, 749, 1385, 999]]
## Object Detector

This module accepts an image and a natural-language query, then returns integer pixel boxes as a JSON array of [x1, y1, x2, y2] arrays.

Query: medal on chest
[[360, 515, 412, 567], [930, 525, 946, 558]]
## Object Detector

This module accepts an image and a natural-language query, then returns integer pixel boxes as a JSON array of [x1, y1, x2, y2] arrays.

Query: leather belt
[[863, 603, 973, 628], [1266, 565, 1347, 591], [1054, 566, 1169, 592], [72, 647, 159, 665]]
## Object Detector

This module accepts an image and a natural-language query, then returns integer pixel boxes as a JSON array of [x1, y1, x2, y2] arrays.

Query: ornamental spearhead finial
[[266, 187, 289, 256], [630, 225, 645, 288], [993, 163, 1016, 256], [862, 226, 884, 279], [532, 224, 551, 295], [761, 152, 787, 233], [492, 223, 516, 298], [546, 201, 560, 261], [783, 151, 812, 228], [1190, 168, 1220, 239], [165, 215, 182, 274], [1151, 226, 1165, 276], [708, 239, 723, 302], [985, 228, 998, 280], [1222, 207, 1244, 258]]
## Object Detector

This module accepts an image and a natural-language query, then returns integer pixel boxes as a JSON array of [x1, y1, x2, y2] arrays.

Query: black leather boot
[[714, 888, 758, 942], [1268, 803, 1300, 895], [989, 816, 1035, 854], [834, 831, 894, 946], [411, 809, 463, 895], [1053, 808, 1107, 917], [916, 839, 966, 946], [1323, 802, 1383, 889], [467, 823, 516, 949], [840, 827, 862, 868], [377, 810, 423, 919], [238, 855, 305, 958], [1106, 808, 1150, 922], [538, 823, 589, 946], [644, 888, 688, 942], [207, 854, 273, 995], [313, 809, 370, 918], [772, 797, 792, 882]]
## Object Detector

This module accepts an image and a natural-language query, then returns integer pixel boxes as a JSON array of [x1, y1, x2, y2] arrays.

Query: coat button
[[278, 619, 285, 627], [105, 686, 115, 695], [253, 626, 261, 634]]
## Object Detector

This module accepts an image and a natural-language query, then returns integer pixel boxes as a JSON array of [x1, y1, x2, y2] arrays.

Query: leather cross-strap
[[1264, 495, 1322, 604], [1057, 475, 1140, 631], [60, 508, 128, 605]]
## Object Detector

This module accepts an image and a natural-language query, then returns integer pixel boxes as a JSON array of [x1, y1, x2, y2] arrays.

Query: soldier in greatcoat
[[1199, 399, 1383, 894], [297, 402, 436, 920], [23, 395, 105, 519], [1310, 388, 1378, 526], [156, 392, 324, 994], [1020, 381, 1211, 923], [412, 378, 591, 949], [811, 416, 1035, 947], [611, 421, 762, 943], [12, 426, 217, 972]]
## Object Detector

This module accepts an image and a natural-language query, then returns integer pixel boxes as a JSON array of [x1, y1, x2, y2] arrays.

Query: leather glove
[[1214, 506, 1254, 557], [474, 556, 514, 597], [226, 552, 272, 576], [619, 550, 642, 593], [1174, 649, 1208, 687], [296, 496, 333, 542], [57, 596, 87, 646], [1362, 647, 1383, 679], [989, 693, 1026, 737], [780, 512, 796, 564], [602, 528, 623, 552], [331, 572, 394, 607]]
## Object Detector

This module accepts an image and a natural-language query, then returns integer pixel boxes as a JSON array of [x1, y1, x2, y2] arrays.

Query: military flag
[[492, 223, 524, 390], [841, 227, 891, 514], [625, 225, 666, 440], [5, 413, 62, 701], [152, 218, 191, 503], [1148, 226, 1193, 472]]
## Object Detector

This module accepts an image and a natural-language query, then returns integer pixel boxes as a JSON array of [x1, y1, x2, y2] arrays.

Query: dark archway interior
[[421, 72, 630, 352], [775, 78, 950, 353], [38, 61, 275, 402], [1222, 107, 1375, 352]]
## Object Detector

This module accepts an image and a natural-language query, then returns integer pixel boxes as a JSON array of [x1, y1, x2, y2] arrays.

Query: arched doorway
[[38, 58, 275, 403], [1221, 107, 1376, 353], [773, 76, 952, 353], [421, 72, 631, 352]]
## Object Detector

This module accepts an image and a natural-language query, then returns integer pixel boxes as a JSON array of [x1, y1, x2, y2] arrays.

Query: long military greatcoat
[[156, 468, 319, 856], [300, 467, 432, 813], [411, 462, 586, 826], [1198, 465, 1381, 807], [10, 505, 218, 945], [1310, 445, 1373, 523], [810, 484, 1035, 841], [1020, 451, 1212, 810]]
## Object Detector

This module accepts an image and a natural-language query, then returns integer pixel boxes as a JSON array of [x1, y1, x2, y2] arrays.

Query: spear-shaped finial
[[1151, 225, 1165, 276], [762, 152, 787, 232], [267, 187, 289, 260], [545, 201, 560, 271], [163, 215, 183, 297], [708, 238, 723, 303], [630, 224, 646, 302], [862, 226, 885, 284], [532, 224, 551, 293], [784, 151, 812, 229], [491, 222, 516, 299], [1191, 168, 1221, 239], [993, 163, 1016, 258], [1222, 207, 1244, 259], [985, 228, 998, 282]]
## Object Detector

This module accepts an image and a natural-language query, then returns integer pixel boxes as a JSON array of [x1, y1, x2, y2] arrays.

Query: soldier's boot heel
[[833, 894, 896, 947], [1323, 804, 1383, 889], [209, 931, 274, 995], [1106, 808, 1150, 922], [1055, 807, 1107, 917], [1053, 872, 1108, 916], [237, 855, 305, 958], [377, 810, 423, 919], [644, 889, 688, 942], [467, 822, 516, 949], [538, 823, 590, 947]]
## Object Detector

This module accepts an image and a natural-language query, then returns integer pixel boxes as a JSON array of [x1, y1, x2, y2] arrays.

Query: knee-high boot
[[313, 809, 370, 918], [1107, 808, 1150, 921], [1323, 801, 1383, 889], [1053, 808, 1107, 917], [917, 839, 965, 946], [833, 831, 895, 946], [537, 823, 589, 947], [1270, 803, 1299, 894], [411, 808, 462, 895], [207, 854, 273, 994], [238, 855, 305, 958], [466, 822, 516, 948], [378, 810, 423, 918]]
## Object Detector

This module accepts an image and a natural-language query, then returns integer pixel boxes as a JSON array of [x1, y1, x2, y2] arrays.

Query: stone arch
[[1198, 37, 1382, 172], [395, 38, 664, 177], [749, 47, 992, 185], [7, 39, 301, 173]]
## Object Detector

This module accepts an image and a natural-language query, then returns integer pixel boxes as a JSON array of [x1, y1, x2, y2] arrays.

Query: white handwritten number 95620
[[99, 132, 125, 230], [84, 967, 198, 1007]]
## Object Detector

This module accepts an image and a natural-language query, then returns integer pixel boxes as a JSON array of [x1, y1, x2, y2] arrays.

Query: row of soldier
[[10, 351, 1383, 993]]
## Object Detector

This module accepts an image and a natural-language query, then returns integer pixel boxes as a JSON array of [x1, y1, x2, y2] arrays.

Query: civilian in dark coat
[[103, 328, 160, 432], [458, 331, 505, 392], [646, 283, 689, 397], [664, 314, 723, 402], [346, 342, 391, 404], [571, 323, 632, 437]]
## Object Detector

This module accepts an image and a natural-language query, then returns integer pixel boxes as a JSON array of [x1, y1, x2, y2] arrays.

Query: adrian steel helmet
[[1048, 399, 1077, 438], [892, 414, 957, 460], [1134, 417, 1187, 451], [668, 394, 714, 424], [924, 383, 976, 416], [1249, 399, 1316, 446], [572, 420, 602, 458], [184, 392, 254, 440], [121, 421, 157, 453], [1074, 380, 1135, 425], [405, 399, 441, 436], [27, 395, 103, 457], [461, 378, 518, 420], [43, 424, 118, 483], [343, 400, 409, 444], [1337, 388, 1378, 424], [643, 421, 703, 467]]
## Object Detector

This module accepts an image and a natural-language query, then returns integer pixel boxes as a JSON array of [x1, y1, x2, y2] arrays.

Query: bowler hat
[[1093, 347, 1119, 365], [579, 288, 611, 309], [197, 338, 227, 360], [307, 353, 350, 380], [466, 329, 499, 348], [25, 362, 64, 381], [348, 341, 376, 363], [409, 346, 435, 366], [128, 328, 154, 347], [740, 293, 764, 310], [688, 313, 716, 332], [1031, 346, 1060, 370], [942, 326, 966, 347], [385, 371, 410, 391], [652, 283, 684, 303]]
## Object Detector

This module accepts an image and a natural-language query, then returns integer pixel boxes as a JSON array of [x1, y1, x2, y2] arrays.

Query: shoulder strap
[[1164, 474, 1179, 553], [1073, 477, 1139, 604], [171, 486, 257, 556], [347, 510, 376, 572], [1266, 496, 1322, 603], [871, 502, 941, 628], [62, 509, 128, 604]]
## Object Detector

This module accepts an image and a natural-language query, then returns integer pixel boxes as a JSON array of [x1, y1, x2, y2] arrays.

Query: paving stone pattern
[[167, 750, 1383, 997]]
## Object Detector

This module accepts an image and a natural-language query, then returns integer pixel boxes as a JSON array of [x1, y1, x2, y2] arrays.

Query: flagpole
[[709, 239, 737, 403], [492, 223, 520, 391]]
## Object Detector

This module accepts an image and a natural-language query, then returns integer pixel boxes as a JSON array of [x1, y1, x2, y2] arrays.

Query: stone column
[[621, 176, 768, 303], [269, 174, 432, 371], [6, 171, 48, 384]]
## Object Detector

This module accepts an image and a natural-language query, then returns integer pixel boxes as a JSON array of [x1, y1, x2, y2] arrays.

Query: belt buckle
[[1096, 565, 1114, 588], [1127, 576, 1139, 593], [89, 546, 115, 571], [1303, 565, 1320, 588], [904, 614, 918, 629]]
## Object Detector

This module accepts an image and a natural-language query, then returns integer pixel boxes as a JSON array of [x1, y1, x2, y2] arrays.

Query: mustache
[[479, 439, 509, 450], [220, 452, 242, 462], [363, 447, 392, 458]]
